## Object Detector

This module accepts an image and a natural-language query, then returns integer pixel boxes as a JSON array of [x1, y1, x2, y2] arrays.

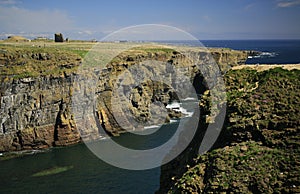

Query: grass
[[132, 46, 176, 53], [0, 44, 83, 79], [174, 141, 293, 193], [0, 42, 180, 79], [70, 49, 89, 58]]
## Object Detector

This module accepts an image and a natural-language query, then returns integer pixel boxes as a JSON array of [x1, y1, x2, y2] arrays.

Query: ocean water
[[0, 124, 176, 194], [0, 142, 160, 194], [202, 40, 300, 64], [157, 40, 300, 64], [0, 99, 197, 194]]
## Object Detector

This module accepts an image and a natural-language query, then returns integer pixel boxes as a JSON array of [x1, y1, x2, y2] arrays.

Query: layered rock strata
[[0, 45, 248, 152]]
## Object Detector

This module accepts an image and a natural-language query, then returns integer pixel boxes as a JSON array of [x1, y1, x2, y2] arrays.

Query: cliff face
[[157, 68, 300, 193], [0, 75, 80, 151], [0, 44, 248, 152]]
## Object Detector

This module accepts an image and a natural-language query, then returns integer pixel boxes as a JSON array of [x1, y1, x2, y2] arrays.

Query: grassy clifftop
[[0, 42, 248, 79], [162, 68, 300, 193], [0, 43, 88, 79]]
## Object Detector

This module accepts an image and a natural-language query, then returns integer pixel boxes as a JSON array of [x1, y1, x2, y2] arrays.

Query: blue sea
[[157, 39, 300, 64], [202, 40, 300, 64], [0, 40, 299, 194]]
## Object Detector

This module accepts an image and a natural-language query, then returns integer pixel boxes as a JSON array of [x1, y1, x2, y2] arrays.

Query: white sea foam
[[144, 125, 161, 129], [249, 52, 277, 59], [166, 102, 181, 109], [179, 107, 194, 117], [166, 102, 194, 118], [182, 97, 197, 101], [170, 119, 179, 123], [99, 136, 109, 141], [260, 52, 276, 57]]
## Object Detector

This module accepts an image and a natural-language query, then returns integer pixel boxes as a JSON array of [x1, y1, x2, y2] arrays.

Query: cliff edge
[[0, 43, 248, 152], [157, 67, 300, 193]]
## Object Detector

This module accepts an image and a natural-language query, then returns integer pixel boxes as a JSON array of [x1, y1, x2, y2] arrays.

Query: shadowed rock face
[[0, 46, 248, 152]]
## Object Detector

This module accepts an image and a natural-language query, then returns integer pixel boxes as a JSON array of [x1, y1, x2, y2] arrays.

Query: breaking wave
[[248, 52, 277, 59]]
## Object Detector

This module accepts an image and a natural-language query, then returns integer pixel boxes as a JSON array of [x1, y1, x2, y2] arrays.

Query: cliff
[[0, 43, 248, 152], [157, 67, 300, 193]]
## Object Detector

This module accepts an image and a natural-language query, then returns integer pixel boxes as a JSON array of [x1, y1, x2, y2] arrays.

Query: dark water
[[0, 142, 158, 194], [0, 122, 180, 194], [0, 141, 160, 194], [202, 40, 300, 64], [0, 100, 195, 194], [157, 40, 300, 64]]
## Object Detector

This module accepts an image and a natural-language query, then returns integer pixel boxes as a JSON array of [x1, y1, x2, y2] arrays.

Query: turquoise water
[[0, 121, 182, 194]]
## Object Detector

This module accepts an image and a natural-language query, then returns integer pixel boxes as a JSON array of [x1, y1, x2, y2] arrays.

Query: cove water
[[0, 99, 197, 194], [0, 128, 165, 193]]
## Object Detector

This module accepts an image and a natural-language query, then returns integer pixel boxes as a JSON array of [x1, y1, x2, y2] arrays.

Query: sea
[[158, 39, 300, 64], [0, 40, 299, 194]]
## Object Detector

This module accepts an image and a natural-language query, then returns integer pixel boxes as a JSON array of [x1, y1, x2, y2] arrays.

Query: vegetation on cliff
[[161, 68, 300, 193], [0, 42, 248, 79], [0, 44, 84, 79]]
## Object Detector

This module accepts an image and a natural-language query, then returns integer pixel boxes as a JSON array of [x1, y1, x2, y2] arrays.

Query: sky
[[0, 0, 300, 40]]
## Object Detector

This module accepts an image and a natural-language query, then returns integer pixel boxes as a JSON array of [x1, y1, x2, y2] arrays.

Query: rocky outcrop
[[157, 68, 300, 193], [0, 75, 80, 151], [0, 45, 248, 152]]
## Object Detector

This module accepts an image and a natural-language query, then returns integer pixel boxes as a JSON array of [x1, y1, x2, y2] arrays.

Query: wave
[[166, 102, 194, 118], [181, 97, 197, 101], [99, 136, 109, 141], [170, 119, 179, 123], [166, 102, 181, 109], [248, 52, 277, 59], [180, 107, 194, 118], [144, 125, 161, 129]]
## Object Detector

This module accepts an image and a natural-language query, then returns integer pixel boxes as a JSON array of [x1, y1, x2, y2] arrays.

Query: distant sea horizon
[[154, 39, 300, 64]]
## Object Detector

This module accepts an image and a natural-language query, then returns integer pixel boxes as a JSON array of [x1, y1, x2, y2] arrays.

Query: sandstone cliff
[[0, 43, 248, 152]]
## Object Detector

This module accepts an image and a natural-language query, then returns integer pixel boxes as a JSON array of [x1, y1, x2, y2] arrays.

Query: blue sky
[[0, 0, 300, 40]]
